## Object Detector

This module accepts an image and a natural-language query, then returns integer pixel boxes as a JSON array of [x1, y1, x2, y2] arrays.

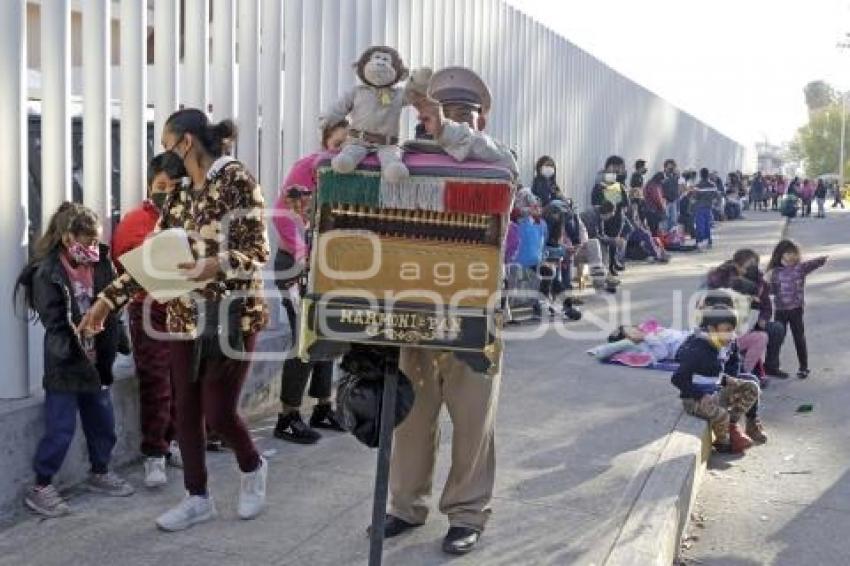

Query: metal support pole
[[83, 0, 112, 235], [41, 0, 72, 222], [302, 0, 323, 153], [184, 0, 210, 110], [283, 0, 304, 175], [261, 0, 284, 199], [237, 0, 260, 173], [0, 0, 29, 399], [338, 0, 357, 94], [120, 0, 147, 213], [355, 0, 371, 54], [154, 0, 179, 151], [371, 0, 386, 45], [321, 0, 341, 111], [838, 92, 847, 192], [368, 365, 399, 566], [212, 0, 237, 121]]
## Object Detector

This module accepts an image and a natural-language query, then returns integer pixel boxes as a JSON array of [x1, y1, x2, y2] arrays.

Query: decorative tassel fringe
[[444, 181, 512, 214], [317, 170, 381, 207], [379, 177, 445, 212]]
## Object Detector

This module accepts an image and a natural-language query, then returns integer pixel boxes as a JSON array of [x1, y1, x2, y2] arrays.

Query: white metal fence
[[0, 0, 744, 398]]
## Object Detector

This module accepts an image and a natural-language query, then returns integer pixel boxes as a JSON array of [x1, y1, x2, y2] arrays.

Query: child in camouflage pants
[[681, 375, 760, 448], [672, 307, 760, 453]]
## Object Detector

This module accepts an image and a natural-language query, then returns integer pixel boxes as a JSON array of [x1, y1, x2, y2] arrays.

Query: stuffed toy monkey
[[319, 46, 431, 183]]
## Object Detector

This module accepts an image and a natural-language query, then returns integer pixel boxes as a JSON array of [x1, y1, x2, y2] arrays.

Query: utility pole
[[838, 34, 849, 188], [841, 91, 847, 188]]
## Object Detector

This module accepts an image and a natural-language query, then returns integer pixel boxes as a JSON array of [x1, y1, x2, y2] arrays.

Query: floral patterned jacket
[[99, 157, 270, 336]]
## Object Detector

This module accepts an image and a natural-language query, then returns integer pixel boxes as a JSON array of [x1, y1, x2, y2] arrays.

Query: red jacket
[[111, 200, 160, 303], [644, 181, 665, 213]]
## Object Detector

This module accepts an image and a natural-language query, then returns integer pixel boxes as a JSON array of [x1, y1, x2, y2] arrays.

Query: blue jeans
[[33, 388, 117, 484], [665, 200, 679, 231], [694, 207, 712, 245]]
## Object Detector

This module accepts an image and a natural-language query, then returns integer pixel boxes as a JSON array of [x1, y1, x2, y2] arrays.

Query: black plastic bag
[[336, 345, 415, 448]]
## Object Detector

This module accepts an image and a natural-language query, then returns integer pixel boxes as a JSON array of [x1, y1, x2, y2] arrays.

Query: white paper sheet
[[118, 228, 211, 302]]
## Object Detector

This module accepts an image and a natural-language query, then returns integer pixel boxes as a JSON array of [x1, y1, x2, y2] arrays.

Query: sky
[[507, 0, 850, 149]]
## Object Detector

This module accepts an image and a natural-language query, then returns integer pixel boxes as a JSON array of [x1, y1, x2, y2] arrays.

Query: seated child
[[588, 320, 690, 366], [671, 307, 760, 453]]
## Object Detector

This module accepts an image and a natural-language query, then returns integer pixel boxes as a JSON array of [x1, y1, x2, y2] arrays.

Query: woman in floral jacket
[[79, 109, 270, 532]]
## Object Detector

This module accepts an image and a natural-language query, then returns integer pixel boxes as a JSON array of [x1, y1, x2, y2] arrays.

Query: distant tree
[[791, 103, 850, 178], [804, 81, 837, 114]]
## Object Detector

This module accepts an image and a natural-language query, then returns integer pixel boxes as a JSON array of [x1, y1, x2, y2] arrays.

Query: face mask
[[150, 192, 169, 210], [616, 173, 627, 184], [541, 166, 555, 178], [744, 264, 759, 282], [603, 173, 616, 184], [707, 332, 728, 350], [68, 241, 100, 265]]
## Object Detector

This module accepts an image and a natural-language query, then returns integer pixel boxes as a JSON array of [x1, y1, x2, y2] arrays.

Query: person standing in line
[[78, 109, 270, 532], [692, 168, 719, 249], [111, 153, 187, 487], [773, 176, 786, 210], [766, 240, 828, 380], [272, 122, 349, 444], [750, 172, 766, 211], [814, 179, 828, 218], [831, 181, 845, 208], [15, 203, 135, 517], [800, 178, 814, 217], [643, 172, 667, 235], [660, 159, 681, 232]]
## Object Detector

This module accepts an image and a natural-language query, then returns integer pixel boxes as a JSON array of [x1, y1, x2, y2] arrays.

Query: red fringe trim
[[444, 181, 512, 214]]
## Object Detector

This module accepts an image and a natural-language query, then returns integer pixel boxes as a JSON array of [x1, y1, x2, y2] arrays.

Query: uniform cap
[[428, 66, 492, 115]]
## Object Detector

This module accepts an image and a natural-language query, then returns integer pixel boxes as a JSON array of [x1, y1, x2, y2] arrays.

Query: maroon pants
[[170, 334, 261, 495], [128, 301, 176, 458]]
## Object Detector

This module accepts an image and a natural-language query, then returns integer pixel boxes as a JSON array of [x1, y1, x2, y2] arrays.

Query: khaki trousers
[[388, 347, 502, 531]]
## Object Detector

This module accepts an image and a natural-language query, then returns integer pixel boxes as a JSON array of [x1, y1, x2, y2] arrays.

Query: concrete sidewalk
[[0, 214, 787, 566]]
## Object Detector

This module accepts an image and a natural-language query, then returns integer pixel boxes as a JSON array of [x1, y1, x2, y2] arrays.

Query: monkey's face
[[363, 51, 398, 87]]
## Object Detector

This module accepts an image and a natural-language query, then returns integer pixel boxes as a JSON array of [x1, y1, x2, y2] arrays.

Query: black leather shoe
[[383, 515, 421, 538], [442, 526, 481, 555]]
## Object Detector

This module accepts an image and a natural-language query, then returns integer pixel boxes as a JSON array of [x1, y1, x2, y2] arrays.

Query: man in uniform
[[381, 67, 517, 556]]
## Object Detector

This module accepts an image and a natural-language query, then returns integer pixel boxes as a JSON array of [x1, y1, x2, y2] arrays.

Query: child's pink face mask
[[67, 241, 100, 265]]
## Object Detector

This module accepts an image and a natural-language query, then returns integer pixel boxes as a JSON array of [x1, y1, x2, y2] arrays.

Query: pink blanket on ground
[[608, 319, 679, 369]]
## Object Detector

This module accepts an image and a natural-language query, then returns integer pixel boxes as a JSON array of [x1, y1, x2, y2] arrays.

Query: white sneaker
[[238, 456, 268, 520], [155, 495, 217, 532], [167, 441, 183, 469], [144, 457, 168, 488]]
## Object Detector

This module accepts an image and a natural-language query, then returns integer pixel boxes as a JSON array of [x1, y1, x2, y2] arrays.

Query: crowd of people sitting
[[503, 155, 755, 322]]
